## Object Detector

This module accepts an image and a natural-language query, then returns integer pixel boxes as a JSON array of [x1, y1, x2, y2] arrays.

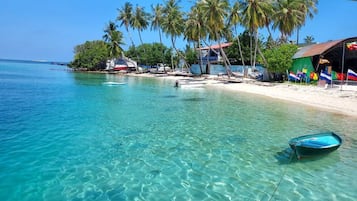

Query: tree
[[151, 4, 164, 45], [132, 5, 150, 46], [184, 4, 207, 74], [226, 30, 254, 65], [241, 0, 272, 69], [184, 45, 198, 65], [199, 0, 232, 77], [102, 21, 124, 58], [227, 1, 245, 67], [304, 35, 315, 44], [117, 2, 135, 47], [151, 3, 166, 65], [161, 0, 186, 69], [272, 0, 305, 42], [296, 0, 318, 44], [125, 43, 172, 66], [131, 5, 150, 68], [69, 40, 109, 70], [260, 43, 298, 73]]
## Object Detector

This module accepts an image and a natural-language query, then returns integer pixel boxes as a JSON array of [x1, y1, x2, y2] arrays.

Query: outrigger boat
[[289, 132, 342, 159]]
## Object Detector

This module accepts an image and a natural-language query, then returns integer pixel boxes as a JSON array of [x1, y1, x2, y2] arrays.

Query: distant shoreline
[[0, 58, 69, 66]]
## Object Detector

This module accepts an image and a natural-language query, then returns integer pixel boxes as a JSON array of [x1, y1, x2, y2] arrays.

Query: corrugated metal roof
[[200, 42, 232, 50], [292, 39, 343, 59]]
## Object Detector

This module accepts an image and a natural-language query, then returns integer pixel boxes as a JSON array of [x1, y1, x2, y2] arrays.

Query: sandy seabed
[[128, 72, 357, 118]]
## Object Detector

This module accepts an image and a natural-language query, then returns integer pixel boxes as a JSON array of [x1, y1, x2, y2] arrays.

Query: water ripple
[[1, 63, 356, 200]]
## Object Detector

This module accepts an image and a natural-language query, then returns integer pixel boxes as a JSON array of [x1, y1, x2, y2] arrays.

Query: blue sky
[[0, 0, 356, 62]]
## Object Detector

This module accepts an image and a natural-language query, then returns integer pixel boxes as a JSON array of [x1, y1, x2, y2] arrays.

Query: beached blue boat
[[289, 132, 342, 159]]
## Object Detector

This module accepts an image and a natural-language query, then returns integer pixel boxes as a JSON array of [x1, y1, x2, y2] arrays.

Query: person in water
[[174, 80, 179, 88]]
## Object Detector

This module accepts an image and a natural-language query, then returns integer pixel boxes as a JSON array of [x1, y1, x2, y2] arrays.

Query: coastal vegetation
[[69, 0, 318, 74], [125, 43, 173, 66], [261, 44, 298, 73], [69, 40, 109, 70]]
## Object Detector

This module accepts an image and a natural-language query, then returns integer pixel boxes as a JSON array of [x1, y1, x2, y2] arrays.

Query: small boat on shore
[[289, 132, 342, 159]]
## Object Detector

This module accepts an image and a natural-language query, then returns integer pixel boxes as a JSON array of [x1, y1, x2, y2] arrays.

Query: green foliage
[[226, 30, 261, 65], [69, 40, 109, 70], [198, 0, 229, 41], [161, 0, 185, 39], [103, 21, 124, 58], [69, 0, 318, 72], [125, 43, 172, 66], [185, 45, 198, 64], [304, 35, 315, 44], [260, 44, 298, 73]]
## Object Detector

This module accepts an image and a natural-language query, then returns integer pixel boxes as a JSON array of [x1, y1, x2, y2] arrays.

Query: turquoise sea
[[0, 60, 356, 201]]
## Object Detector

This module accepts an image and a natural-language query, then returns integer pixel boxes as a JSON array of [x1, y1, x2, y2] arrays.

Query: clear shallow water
[[0, 61, 356, 201]]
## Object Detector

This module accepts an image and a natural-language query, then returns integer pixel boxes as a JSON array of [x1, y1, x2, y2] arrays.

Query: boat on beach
[[106, 56, 137, 72], [289, 132, 342, 159]]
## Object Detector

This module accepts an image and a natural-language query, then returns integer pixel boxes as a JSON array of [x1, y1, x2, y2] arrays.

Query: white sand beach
[[212, 81, 357, 117], [129, 73, 357, 118]]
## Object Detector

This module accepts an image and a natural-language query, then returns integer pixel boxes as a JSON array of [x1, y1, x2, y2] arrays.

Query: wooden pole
[[341, 42, 346, 90]]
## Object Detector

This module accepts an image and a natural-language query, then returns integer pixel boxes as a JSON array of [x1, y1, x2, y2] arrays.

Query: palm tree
[[199, 0, 232, 77], [151, 4, 164, 45], [227, 1, 245, 67], [161, 0, 186, 69], [304, 35, 315, 44], [241, 0, 272, 68], [296, 0, 318, 44], [117, 2, 135, 47], [184, 4, 207, 74], [132, 5, 150, 46], [301, 0, 318, 21], [130, 5, 149, 69], [103, 21, 124, 58], [151, 4, 165, 64], [272, 0, 305, 42]]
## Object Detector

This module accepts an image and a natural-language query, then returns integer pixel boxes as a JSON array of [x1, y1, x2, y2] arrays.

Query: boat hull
[[113, 65, 128, 71], [289, 132, 342, 159]]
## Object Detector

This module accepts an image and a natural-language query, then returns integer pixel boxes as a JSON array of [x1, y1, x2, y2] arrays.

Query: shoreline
[[127, 72, 357, 118], [212, 82, 357, 118]]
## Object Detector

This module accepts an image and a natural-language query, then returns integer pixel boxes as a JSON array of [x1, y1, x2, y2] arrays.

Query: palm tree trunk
[[234, 26, 245, 67], [220, 47, 232, 78], [126, 27, 135, 48], [253, 30, 259, 69], [257, 45, 267, 68], [126, 27, 141, 71], [171, 36, 189, 71], [296, 27, 300, 45], [198, 39, 203, 75], [138, 30, 144, 46], [216, 32, 231, 78], [138, 30, 149, 72], [159, 28, 162, 45], [248, 31, 253, 77], [250, 31, 253, 66], [159, 29, 165, 65]]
